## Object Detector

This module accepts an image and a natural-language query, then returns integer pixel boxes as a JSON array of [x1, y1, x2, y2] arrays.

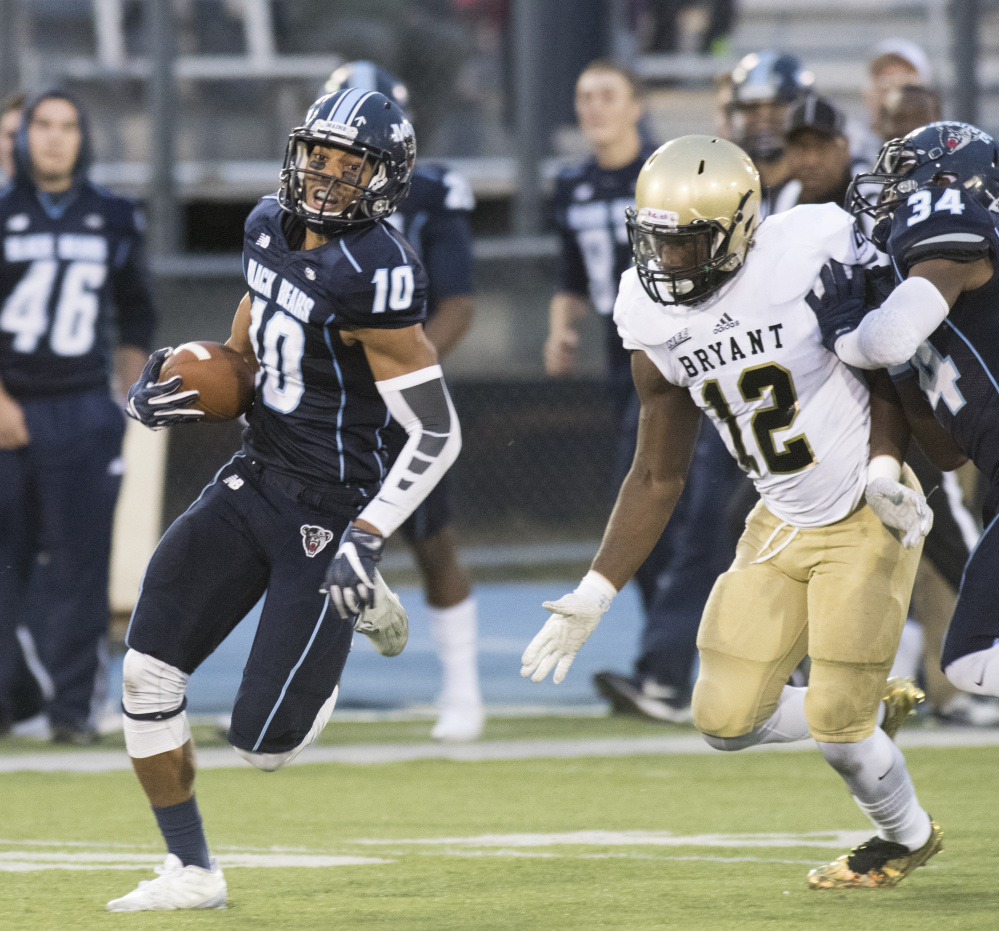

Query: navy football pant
[[0, 390, 124, 729], [941, 489, 999, 672], [127, 455, 358, 755]]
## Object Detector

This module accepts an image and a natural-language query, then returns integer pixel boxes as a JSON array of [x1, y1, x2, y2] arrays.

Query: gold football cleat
[[807, 820, 943, 889], [881, 676, 925, 740]]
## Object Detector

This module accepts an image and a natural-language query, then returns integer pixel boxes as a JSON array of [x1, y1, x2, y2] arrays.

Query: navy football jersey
[[240, 196, 429, 490], [552, 144, 657, 378], [888, 187, 999, 484], [387, 162, 474, 319], [0, 183, 156, 397]]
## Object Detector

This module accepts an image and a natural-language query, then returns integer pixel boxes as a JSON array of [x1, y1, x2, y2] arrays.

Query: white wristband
[[578, 570, 618, 603], [868, 454, 902, 485]]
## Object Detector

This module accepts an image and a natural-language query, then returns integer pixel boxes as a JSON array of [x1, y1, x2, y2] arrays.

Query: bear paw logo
[[300, 525, 334, 558]]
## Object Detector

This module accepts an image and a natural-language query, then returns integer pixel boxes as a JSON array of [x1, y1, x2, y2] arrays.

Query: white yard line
[[0, 830, 880, 873], [0, 727, 997, 774], [0, 728, 999, 774]]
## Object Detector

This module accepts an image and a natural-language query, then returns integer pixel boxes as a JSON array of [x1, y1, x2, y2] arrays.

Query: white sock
[[889, 620, 924, 680], [756, 685, 810, 743], [703, 686, 809, 751], [945, 642, 999, 697], [818, 731, 932, 851], [429, 597, 481, 708]]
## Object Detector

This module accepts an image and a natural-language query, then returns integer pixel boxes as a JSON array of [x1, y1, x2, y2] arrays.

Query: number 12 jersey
[[614, 203, 876, 528]]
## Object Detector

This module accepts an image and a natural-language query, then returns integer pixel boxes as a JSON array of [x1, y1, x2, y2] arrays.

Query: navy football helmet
[[323, 60, 410, 114], [847, 120, 999, 249], [727, 51, 813, 163], [278, 88, 416, 234]]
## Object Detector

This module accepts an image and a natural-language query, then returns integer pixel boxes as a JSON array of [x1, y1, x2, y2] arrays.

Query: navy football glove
[[321, 524, 386, 619], [125, 348, 204, 430], [805, 259, 867, 354]]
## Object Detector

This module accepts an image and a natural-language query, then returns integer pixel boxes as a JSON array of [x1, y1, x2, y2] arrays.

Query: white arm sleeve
[[357, 364, 461, 537], [834, 275, 950, 369]]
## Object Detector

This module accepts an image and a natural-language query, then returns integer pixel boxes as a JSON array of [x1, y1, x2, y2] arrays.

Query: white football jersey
[[614, 203, 876, 528]]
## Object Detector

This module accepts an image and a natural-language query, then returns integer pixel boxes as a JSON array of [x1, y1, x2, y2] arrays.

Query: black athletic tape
[[121, 696, 188, 722], [406, 456, 432, 475], [400, 379, 452, 434]]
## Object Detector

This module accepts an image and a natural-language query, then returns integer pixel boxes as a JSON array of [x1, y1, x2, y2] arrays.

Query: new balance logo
[[713, 313, 739, 334], [256, 233, 271, 249], [223, 475, 244, 490]]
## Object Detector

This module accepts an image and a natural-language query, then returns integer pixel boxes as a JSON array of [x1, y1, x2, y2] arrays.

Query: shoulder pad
[[889, 188, 996, 273], [754, 204, 873, 303], [614, 267, 683, 348], [330, 223, 429, 329], [407, 164, 475, 212], [244, 195, 282, 234]]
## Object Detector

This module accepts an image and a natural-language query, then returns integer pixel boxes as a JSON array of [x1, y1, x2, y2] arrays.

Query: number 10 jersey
[[614, 203, 876, 528], [241, 196, 428, 492]]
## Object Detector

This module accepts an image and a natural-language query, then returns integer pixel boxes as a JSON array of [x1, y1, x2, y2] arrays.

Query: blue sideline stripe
[[252, 596, 332, 752]]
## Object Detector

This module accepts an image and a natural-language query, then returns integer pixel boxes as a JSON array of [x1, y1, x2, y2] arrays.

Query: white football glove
[[352, 570, 409, 658], [866, 476, 934, 549], [520, 571, 616, 684]]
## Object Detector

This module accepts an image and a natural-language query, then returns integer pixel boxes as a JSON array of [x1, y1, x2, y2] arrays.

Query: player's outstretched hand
[[322, 523, 385, 619], [805, 259, 868, 354], [866, 477, 934, 548], [521, 573, 616, 684], [125, 348, 204, 430]]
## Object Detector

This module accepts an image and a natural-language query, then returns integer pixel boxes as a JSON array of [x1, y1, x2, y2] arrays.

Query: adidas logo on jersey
[[713, 313, 739, 334], [223, 475, 244, 490], [256, 233, 271, 249]]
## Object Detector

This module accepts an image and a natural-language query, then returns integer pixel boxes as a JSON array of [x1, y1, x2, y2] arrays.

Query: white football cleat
[[353, 571, 409, 657], [431, 702, 485, 742], [106, 854, 227, 911]]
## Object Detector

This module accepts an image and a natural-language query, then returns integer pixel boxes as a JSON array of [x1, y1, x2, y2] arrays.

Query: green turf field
[[1, 727, 997, 930]]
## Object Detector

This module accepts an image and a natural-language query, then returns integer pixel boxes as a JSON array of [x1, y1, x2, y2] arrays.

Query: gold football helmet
[[626, 135, 761, 305]]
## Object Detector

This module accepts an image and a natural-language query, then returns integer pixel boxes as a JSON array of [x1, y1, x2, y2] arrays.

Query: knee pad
[[121, 649, 190, 759], [232, 685, 339, 773], [702, 730, 761, 752], [233, 746, 295, 772], [805, 661, 884, 742], [945, 643, 999, 695]]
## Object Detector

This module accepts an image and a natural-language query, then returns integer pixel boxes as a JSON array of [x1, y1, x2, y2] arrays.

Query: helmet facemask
[[279, 132, 396, 234], [846, 137, 921, 248], [627, 195, 754, 306]]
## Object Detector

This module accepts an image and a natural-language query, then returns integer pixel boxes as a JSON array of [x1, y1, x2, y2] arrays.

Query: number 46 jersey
[[0, 181, 155, 397], [614, 203, 876, 528], [241, 196, 428, 492]]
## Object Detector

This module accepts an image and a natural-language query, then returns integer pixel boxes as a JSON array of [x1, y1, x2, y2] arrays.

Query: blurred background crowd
[[2, 0, 999, 741]]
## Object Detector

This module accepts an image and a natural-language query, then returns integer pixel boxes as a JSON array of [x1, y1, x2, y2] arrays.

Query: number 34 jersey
[[614, 203, 876, 528], [241, 196, 428, 491]]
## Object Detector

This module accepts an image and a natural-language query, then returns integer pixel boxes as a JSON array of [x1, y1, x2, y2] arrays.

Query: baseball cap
[[869, 38, 933, 84], [786, 95, 846, 141]]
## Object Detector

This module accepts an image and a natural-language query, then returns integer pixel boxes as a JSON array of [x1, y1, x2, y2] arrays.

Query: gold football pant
[[692, 468, 922, 743]]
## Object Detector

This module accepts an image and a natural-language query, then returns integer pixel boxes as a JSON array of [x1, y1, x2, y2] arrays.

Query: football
[[158, 341, 257, 423]]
